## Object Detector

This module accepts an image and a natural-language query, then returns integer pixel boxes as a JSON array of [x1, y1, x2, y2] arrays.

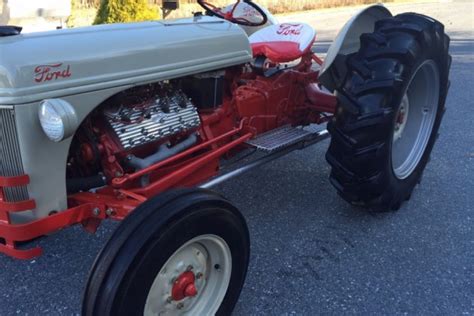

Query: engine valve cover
[[105, 91, 200, 150]]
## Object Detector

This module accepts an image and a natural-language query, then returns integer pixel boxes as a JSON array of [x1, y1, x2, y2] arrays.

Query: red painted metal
[[0, 199, 36, 213], [0, 204, 105, 241], [112, 125, 246, 187], [306, 83, 338, 113], [69, 191, 140, 220], [0, 174, 30, 187], [0, 175, 39, 259], [133, 133, 253, 197], [172, 271, 198, 301], [0, 172, 108, 259], [0, 243, 42, 260], [0, 203, 106, 259], [312, 53, 324, 66], [117, 190, 147, 203]]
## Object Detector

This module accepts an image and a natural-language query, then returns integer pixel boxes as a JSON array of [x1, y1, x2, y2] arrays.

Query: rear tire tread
[[326, 13, 451, 211]]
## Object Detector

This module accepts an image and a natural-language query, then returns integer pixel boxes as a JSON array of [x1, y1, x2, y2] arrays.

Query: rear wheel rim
[[144, 234, 232, 316], [392, 60, 440, 180]]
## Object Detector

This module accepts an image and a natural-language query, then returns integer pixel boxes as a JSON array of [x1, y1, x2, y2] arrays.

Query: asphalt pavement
[[0, 1, 473, 315]]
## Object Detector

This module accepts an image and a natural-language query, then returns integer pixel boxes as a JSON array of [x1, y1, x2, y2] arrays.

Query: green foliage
[[66, 0, 80, 28], [71, 0, 83, 9], [94, 0, 159, 25]]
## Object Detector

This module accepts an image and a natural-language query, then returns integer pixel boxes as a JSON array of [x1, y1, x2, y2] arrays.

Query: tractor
[[0, 0, 451, 314]]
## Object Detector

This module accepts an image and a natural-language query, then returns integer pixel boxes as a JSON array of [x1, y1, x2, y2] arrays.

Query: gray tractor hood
[[0, 16, 252, 104]]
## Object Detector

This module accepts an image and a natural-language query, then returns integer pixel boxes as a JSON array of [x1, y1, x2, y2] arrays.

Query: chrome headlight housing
[[38, 99, 78, 142]]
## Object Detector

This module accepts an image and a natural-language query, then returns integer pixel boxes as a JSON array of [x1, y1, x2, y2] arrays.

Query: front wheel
[[82, 189, 250, 316], [326, 13, 451, 211]]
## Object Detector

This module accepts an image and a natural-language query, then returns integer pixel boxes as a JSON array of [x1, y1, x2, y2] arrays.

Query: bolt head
[[92, 208, 100, 216]]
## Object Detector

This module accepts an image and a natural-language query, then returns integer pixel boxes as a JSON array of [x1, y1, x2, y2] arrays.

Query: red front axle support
[[0, 127, 254, 259], [0, 174, 108, 259]]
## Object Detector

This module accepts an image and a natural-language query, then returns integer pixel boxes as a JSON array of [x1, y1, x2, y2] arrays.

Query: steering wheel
[[198, 0, 268, 27]]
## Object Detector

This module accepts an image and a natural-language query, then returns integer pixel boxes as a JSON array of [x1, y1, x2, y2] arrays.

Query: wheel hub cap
[[144, 234, 232, 315], [171, 271, 198, 301]]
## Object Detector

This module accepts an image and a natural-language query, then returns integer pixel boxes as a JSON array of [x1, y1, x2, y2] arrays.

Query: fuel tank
[[0, 16, 252, 104]]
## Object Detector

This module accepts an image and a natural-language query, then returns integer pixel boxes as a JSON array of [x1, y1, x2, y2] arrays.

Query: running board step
[[246, 125, 326, 152]]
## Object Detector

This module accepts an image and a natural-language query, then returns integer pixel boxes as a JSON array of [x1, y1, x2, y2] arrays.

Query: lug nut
[[92, 208, 100, 216], [196, 272, 203, 280], [166, 296, 173, 304], [177, 303, 184, 310], [186, 265, 193, 271]]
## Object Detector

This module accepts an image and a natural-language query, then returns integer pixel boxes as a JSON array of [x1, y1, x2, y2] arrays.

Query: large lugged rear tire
[[326, 13, 451, 211]]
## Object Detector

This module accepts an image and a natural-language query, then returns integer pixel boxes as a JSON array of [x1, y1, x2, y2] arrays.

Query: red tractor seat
[[249, 23, 316, 63]]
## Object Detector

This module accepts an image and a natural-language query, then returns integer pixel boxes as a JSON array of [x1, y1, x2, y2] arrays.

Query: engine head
[[104, 86, 201, 150]]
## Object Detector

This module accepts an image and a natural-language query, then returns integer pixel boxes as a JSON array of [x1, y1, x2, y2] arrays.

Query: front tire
[[326, 13, 451, 211], [82, 189, 250, 316]]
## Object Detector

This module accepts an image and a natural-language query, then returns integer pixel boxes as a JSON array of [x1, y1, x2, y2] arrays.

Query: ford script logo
[[34, 63, 72, 83], [277, 24, 303, 36]]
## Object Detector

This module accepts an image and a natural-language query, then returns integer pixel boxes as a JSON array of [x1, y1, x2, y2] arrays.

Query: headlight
[[38, 99, 78, 142]]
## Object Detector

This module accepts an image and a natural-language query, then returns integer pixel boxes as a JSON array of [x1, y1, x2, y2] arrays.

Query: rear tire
[[326, 13, 451, 211], [82, 189, 250, 316]]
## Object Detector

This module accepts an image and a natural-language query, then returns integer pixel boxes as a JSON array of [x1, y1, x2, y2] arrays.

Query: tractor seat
[[249, 23, 316, 63]]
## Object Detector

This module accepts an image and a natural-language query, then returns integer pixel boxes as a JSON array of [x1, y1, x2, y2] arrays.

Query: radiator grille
[[0, 107, 29, 202]]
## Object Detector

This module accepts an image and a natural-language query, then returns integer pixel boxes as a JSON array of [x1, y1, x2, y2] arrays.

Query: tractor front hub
[[143, 234, 232, 314], [171, 271, 198, 301]]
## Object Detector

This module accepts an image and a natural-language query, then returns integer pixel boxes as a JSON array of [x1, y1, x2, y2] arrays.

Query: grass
[[67, 8, 99, 27], [69, 0, 401, 27]]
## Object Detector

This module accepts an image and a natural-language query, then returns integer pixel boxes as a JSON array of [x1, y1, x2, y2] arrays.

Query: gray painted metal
[[0, 16, 252, 105], [13, 88, 126, 223], [392, 60, 440, 180], [0, 16, 253, 223], [318, 5, 392, 92]]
